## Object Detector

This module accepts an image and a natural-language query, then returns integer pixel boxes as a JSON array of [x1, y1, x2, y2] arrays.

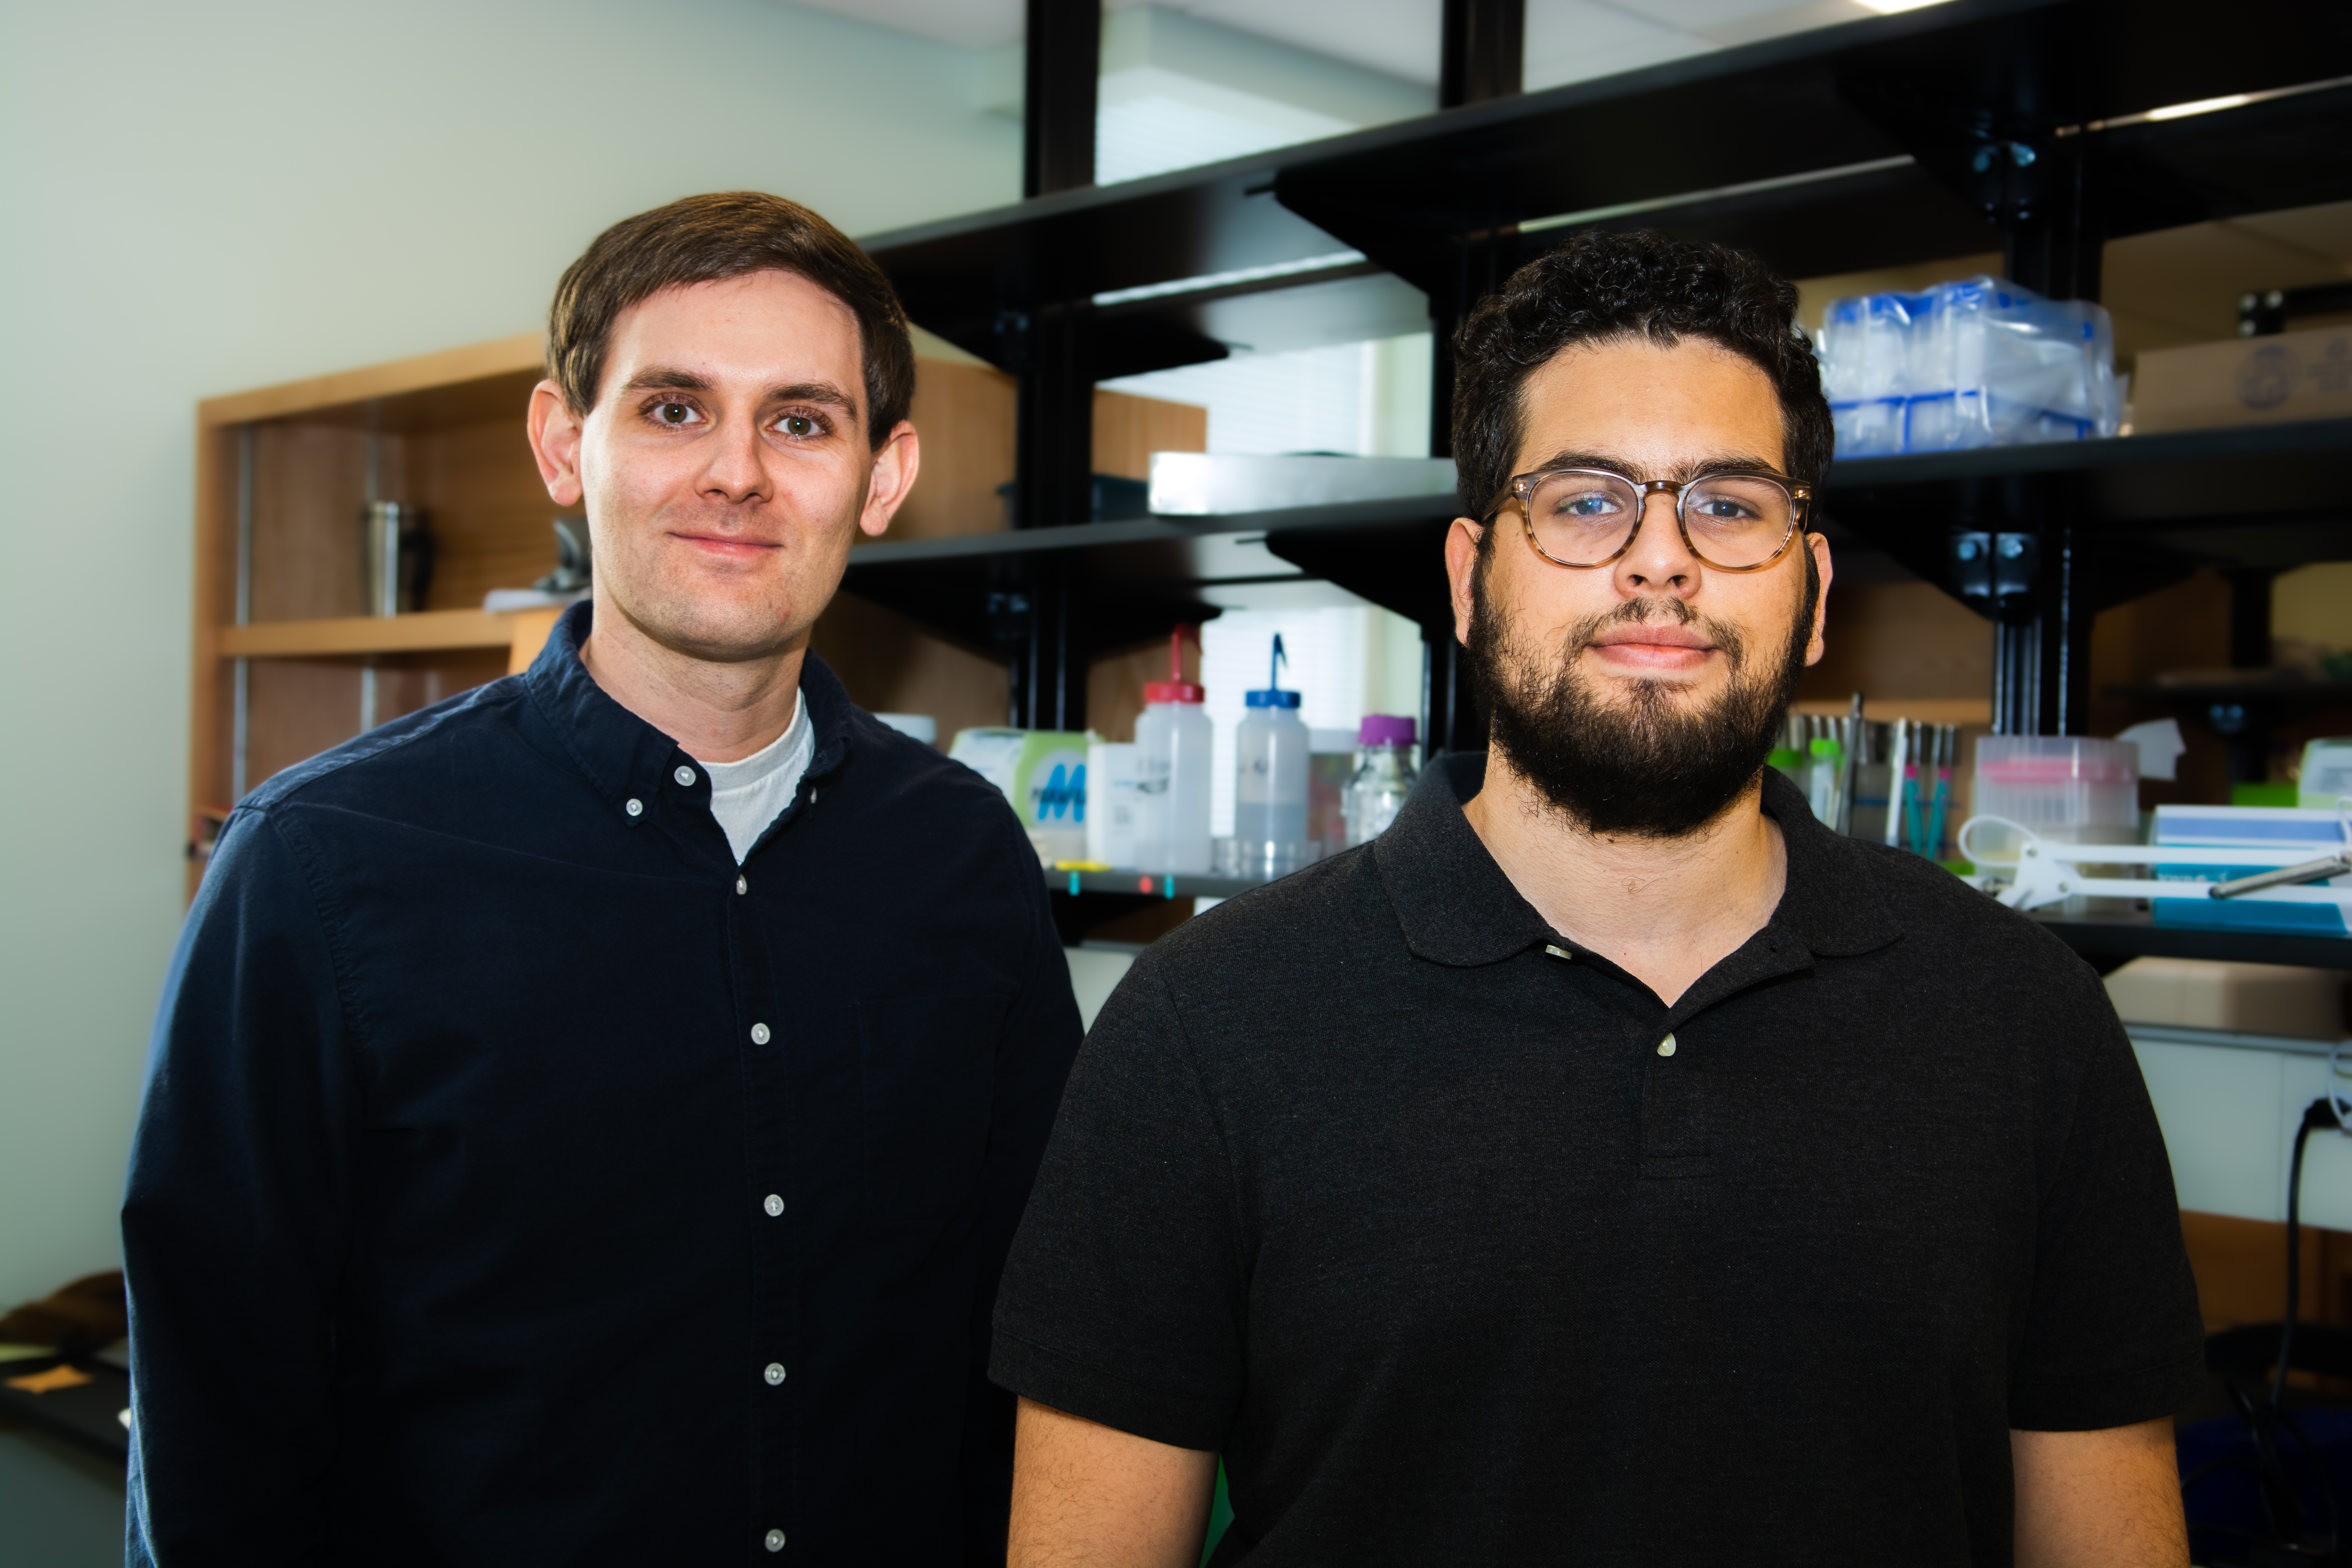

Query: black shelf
[[842, 419, 2352, 652], [864, 0, 2352, 376], [1276, 0, 2352, 305], [2034, 909, 2352, 970], [1819, 417, 2352, 615], [1046, 868, 1267, 901], [840, 491, 1463, 650]]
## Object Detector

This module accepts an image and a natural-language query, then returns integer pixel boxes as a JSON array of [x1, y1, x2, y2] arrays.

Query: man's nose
[[698, 416, 770, 504], [1614, 488, 1699, 596]]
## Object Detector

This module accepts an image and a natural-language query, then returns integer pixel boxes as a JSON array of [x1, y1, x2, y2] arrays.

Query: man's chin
[[609, 592, 802, 666]]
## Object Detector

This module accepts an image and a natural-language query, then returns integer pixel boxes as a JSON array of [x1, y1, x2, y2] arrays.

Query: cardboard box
[[2132, 323, 2352, 434], [2105, 957, 2347, 1038]]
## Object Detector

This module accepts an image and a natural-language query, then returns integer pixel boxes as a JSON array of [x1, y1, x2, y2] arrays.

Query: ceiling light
[[2144, 93, 2254, 121], [1854, 0, 1957, 13]]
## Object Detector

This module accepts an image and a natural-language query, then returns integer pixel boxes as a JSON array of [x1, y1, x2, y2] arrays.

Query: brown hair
[[546, 191, 915, 449]]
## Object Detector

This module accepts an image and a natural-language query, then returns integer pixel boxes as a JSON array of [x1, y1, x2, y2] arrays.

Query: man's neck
[[1462, 750, 1786, 1008], [577, 590, 807, 764]]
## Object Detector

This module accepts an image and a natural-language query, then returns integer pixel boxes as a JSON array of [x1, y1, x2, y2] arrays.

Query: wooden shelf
[[218, 608, 538, 660]]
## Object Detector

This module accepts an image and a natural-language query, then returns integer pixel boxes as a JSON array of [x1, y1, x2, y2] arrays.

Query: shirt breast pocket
[[855, 994, 1011, 1236]]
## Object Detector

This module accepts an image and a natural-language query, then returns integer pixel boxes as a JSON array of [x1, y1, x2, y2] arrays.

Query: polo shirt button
[[764, 1193, 784, 1217], [764, 1362, 786, 1385], [1657, 1033, 1677, 1058], [624, 798, 643, 818], [751, 1022, 771, 1045], [765, 1528, 786, 1552], [736, 875, 748, 895], [675, 765, 697, 786]]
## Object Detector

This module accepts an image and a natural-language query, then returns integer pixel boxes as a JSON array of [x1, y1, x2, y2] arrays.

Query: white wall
[[0, 0, 1018, 1307]]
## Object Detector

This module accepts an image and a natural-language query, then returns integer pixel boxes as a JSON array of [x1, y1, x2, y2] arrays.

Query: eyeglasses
[[1485, 467, 1810, 572]]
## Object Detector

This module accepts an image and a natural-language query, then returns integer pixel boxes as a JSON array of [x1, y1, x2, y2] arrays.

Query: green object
[[1766, 747, 1803, 770], [1808, 735, 1842, 759], [1200, 1461, 1233, 1564], [2231, 782, 2300, 808]]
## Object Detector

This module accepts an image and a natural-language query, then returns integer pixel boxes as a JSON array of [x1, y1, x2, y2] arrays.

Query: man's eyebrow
[[766, 381, 859, 416], [619, 367, 715, 395], [1526, 450, 1787, 482]]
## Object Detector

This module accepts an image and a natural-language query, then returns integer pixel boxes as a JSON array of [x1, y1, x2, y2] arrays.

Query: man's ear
[[858, 420, 921, 539], [1444, 517, 1486, 648], [1803, 531, 1835, 667], [528, 380, 585, 508]]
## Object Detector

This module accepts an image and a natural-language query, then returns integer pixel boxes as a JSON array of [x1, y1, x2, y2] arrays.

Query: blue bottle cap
[[1245, 632, 1300, 709]]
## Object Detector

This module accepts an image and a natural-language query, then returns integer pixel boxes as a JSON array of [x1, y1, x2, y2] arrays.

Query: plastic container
[[1965, 736, 2138, 865], [1816, 274, 2122, 457], [1345, 715, 1419, 847], [1232, 634, 1312, 877], [1086, 737, 1139, 869], [1134, 628, 1214, 875], [2302, 738, 2352, 810]]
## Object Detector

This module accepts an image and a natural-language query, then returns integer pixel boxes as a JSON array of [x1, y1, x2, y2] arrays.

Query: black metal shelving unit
[[855, 0, 2352, 960]]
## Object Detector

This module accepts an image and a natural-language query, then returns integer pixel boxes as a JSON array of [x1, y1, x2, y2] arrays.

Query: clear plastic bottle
[[1344, 715, 1419, 846], [1134, 627, 1213, 875], [1234, 634, 1310, 875]]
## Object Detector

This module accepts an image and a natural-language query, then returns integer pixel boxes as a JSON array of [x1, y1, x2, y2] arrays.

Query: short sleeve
[[989, 962, 1245, 1452], [2008, 985, 2207, 1430]]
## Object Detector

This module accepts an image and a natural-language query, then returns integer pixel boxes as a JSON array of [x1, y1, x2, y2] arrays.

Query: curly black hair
[[1450, 229, 1832, 530]]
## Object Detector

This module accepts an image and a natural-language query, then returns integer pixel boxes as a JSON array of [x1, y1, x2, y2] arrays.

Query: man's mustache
[[1559, 595, 1747, 671]]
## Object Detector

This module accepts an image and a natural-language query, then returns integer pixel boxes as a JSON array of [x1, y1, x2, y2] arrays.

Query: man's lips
[[671, 530, 782, 559], [1582, 623, 1717, 670]]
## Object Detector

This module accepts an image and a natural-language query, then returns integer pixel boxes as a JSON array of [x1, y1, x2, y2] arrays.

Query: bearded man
[[987, 230, 2203, 1567]]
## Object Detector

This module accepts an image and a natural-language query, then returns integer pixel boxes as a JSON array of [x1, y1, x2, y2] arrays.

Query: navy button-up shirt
[[124, 603, 1083, 1565]]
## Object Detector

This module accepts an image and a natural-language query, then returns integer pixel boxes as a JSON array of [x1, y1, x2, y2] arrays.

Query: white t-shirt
[[694, 692, 813, 864]]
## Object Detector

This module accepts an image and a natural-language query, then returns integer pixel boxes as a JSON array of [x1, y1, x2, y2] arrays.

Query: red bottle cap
[[1145, 625, 1204, 704]]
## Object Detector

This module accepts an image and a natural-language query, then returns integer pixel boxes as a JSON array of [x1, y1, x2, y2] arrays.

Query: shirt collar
[[522, 601, 859, 823], [1375, 750, 1902, 970]]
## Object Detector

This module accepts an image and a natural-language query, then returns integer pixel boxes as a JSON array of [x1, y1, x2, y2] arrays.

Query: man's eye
[[655, 402, 696, 425], [779, 414, 817, 438]]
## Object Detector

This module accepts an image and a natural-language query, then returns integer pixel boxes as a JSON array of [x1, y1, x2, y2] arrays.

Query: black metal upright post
[[1994, 134, 2104, 736], [1006, 0, 1100, 731], [1424, 0, 1525, 755]]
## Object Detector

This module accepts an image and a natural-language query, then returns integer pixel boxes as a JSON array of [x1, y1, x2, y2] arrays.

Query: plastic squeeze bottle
[[1133, 627, 1213, 875], [1234, 634, 1310, 868], [1343, 715, 1418, 846]]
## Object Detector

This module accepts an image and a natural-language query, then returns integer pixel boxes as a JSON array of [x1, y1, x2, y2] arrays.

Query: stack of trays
[[2152, 805, 2352, 937]]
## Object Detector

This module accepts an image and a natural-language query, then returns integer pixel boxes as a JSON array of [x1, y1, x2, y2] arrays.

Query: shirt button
[[751, 1022, 771, 1045], [736, 875, 748, 895], [765, 1528, 786, 1552], [1657, 1033, 1677, 1058], [624, 797, 643, 817], [675, 765, 697, 787], [764, 1193, 784, 1217], [764, 1362, 786, 1385]]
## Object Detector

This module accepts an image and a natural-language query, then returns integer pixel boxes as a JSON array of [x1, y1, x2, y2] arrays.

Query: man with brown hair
[[124, 192, 1082, 1565]]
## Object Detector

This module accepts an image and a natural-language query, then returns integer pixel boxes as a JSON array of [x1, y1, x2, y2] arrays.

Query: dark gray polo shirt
[[991, 754, 2202, 1567]]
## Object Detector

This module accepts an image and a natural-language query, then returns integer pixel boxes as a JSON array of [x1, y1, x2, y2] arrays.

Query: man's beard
[[1466, 554, 1816, 839]]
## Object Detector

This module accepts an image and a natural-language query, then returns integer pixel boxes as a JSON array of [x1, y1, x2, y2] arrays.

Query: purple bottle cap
[[1358, 715, 1416, 746]]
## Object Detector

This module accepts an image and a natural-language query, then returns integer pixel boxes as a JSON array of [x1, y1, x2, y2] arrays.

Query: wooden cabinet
[[187, 334, 1204, 889]]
